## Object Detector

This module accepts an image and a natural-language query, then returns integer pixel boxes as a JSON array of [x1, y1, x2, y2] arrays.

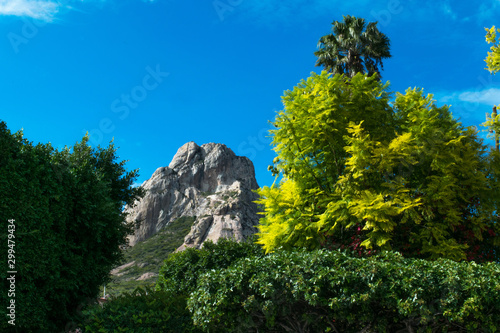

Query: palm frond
[[315, 15, 391, 80]]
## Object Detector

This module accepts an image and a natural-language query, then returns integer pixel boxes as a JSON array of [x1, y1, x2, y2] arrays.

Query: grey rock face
[[125, 142, 260, 249]]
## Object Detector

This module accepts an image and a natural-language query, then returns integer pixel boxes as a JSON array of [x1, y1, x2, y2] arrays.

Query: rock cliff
[[125, 142, 260, 250]]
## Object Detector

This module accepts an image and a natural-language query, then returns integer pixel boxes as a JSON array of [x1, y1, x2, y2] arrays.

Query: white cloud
[[0, 0, 158, 22], [458, 88, 500, 105], [0, 0, 59, 21], [440, 2, 457, 20], [433, 87, 500, 126], [437, 87, 500, 106]]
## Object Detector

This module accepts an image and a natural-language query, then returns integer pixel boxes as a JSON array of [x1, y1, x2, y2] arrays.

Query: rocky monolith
[[125, 142, 260, 250]]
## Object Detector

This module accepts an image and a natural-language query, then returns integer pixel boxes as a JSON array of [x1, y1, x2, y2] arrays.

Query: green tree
[[0, 121, 143, 332], [256, 72, 500, 262], [314, 15, 391, 79], [258, 72, 394, 251], [485, 25, 500, 74], [483, 26, 500, 151]]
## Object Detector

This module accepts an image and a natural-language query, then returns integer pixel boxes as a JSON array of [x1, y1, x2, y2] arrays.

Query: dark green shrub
[[79, 287, 201, 332], [188, 249, 500, 333], [0, 121, 143, 332], [156, 236, 265, 296]]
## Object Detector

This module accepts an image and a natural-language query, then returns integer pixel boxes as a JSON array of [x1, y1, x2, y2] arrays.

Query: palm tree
[[314, 15, 391, 79]]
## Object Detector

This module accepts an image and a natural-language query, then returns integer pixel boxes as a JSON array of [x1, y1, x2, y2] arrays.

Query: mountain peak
[[125, 142, 260, 248]]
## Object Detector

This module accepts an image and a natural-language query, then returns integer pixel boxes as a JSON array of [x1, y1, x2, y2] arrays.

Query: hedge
[[188, 250, 500, 332]]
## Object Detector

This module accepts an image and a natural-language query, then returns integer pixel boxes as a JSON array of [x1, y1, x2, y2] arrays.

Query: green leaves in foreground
[[0, 121, 143, 332], [188, 249, 500, 333]]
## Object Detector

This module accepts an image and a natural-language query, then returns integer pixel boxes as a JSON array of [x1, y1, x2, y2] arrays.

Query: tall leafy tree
[[314, 15, 391, 79], [257, 72, 395, 252], [0, 121, 144, 332], [483, 26, 500, 151], [256, 72, 500, 262], [485, 25, 500, 74]]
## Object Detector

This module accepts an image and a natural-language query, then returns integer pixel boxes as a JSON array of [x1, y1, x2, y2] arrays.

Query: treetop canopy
[[256, 71, 500, 262]]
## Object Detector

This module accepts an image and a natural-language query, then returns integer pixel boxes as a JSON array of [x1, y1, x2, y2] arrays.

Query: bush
[[156, 237, 264, 296], [0, 121, 143, 332], [79, 287, 201, 333], [188, 249, 500, 332]]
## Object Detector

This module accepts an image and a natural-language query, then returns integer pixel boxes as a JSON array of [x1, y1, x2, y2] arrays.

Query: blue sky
[[1, 0, 499, 188]]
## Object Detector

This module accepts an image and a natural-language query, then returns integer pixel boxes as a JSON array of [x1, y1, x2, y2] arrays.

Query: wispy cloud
[[0, 0, 158, 22], [477, 0, 500, 23], [433, 87, 500, 127], [439, 88, 500, 106], [0, 0, 59, 21], [440, 1, 457, 20], [459, 88, 500, 105]]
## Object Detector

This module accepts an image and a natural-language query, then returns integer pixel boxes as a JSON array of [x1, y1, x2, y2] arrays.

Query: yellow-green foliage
[[483, 108, 500, 139], [257, 72, 500, 261], [485, 26, 500, 74], [257, 72, 394, 253], [483, 26, 500, 142]]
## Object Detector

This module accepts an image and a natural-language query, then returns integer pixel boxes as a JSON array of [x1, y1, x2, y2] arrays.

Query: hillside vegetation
[[105, 216, 196, 296]]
